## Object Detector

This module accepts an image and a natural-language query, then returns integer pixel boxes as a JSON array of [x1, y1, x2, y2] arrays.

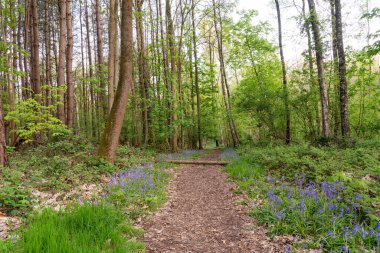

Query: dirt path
[[143, 150, 283, 253]]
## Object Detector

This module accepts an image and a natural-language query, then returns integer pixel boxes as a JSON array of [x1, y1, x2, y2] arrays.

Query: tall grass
[[10, 203, 144, 253]]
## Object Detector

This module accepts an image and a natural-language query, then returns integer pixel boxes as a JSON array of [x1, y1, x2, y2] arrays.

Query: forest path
[[142, 150, 282, 253]]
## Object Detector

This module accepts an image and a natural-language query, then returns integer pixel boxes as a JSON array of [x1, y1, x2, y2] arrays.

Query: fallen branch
[[158, 160, 229, 165]]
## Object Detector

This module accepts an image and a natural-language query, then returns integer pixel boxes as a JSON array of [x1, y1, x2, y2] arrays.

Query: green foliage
[[5, 99, 70, 144], [0, 167, 30, 213], [224, 141, 380, 252], [7, 203, 144, 253]]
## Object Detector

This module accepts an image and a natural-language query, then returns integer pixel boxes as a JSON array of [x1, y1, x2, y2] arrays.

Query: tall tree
[[212, 0, 239, 147], [191, 0, 202, 149], [334, 0, 350, 137], [135, 0, 150, 144], [307, 0, 330, 137], [108, 0, 118, 112], [30, 0, 41, 100], [329, 0, 340, 137], [44, 0, 52, 107], [274, 0, 291, 144], [0, 91, 7, 166], [98, 0, 133, 162], [66, 0, 74, 128], [57, 0, 67, 123], [95, 0, 107, 115], [166, 0, 178, 151]]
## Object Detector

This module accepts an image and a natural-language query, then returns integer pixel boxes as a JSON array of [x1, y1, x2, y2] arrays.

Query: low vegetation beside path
[[0, 137, 211, 252], [222, 140, 380, 252]]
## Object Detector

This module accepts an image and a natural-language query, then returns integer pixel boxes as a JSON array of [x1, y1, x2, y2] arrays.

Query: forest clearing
[[0, 0, 379, 252]]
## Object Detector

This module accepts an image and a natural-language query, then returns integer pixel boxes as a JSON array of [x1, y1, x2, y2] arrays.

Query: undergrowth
[[0, 134, 172, 252], [0, 134, 156, 213], [223, 140, 380, 252], [1, 203, 144, 253]]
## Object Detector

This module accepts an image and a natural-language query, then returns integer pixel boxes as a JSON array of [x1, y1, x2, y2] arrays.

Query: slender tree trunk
[[302, 0, 319, 137], [66, 0, 74, 128], [79, 0, 88, 135], [212, 0, 239, 147], [191, 0, 202, 149], [98, 0, 133, 162], [329, 0, 340, 137], [0, 91, 7, 166], [136, 0, 150, 144], [57, 0, 67, 123], [95, 0, 107, 115], [30, 0, 41, 100], [85, 0, 96, 138], [108, 0, 118, 112], [275, 0, 291, 144], [44, 0, 52, 107], [334, 0, 350, 138], [307, 0, 330, 137], [166, 0, 178, 152]]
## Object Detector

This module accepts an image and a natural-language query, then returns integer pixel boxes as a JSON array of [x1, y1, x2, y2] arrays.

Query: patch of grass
[[224, 140, 380, 252], [6, 203, 144, 253]]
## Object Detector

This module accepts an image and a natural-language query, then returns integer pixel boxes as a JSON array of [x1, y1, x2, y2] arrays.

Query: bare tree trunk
[[44, 0, 52, 107], [57, 0, 67, 123], [302, 0, 319, 137], [98, 0, 133, 162], [79, 0, 87, 134], [66, 0, 74, 128], [85, 0, 96, 138], [275, 0, 291, 144], [0, 91, 7, 166], [191, 0, 202, 149], [307, 0, 330, 137], [165, 0, 178, 152], [108, 0, 118, 112], [334, 0, 350, 138], [136, 0, 150, 144], [212, 0, 239, 147], [329, 0, 340, 137], [30, 0, 41, 100], [95, 0, 107, 115]]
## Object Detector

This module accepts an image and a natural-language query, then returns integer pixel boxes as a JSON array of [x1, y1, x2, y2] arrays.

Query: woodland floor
[[142, 150, 284, 253]]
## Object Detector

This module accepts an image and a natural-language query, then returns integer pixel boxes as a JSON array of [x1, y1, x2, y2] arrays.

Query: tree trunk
[[95, 0, 107, 115], [212, 0, 239, 147], [85, 0, 96, 138], [57, 0, 67, 123], [0, 91, 7, 166], [98, 0, 133, 162], [275, 0, 291, 145], [307, 0, 330, 137], [334, 0, 350, 138], [329, 0, 340, 137], [108, 0, 118, 112], [44, 0, 52, 107], [165, 0, 178, 152], [191, 0, 202, 149], [30, 0, 41, 100], [66, 0, 74, 128], [136, 0, 150, 145]]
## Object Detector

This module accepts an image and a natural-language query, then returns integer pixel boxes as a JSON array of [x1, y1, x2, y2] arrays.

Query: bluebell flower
[[375, 221, 380, 230]]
